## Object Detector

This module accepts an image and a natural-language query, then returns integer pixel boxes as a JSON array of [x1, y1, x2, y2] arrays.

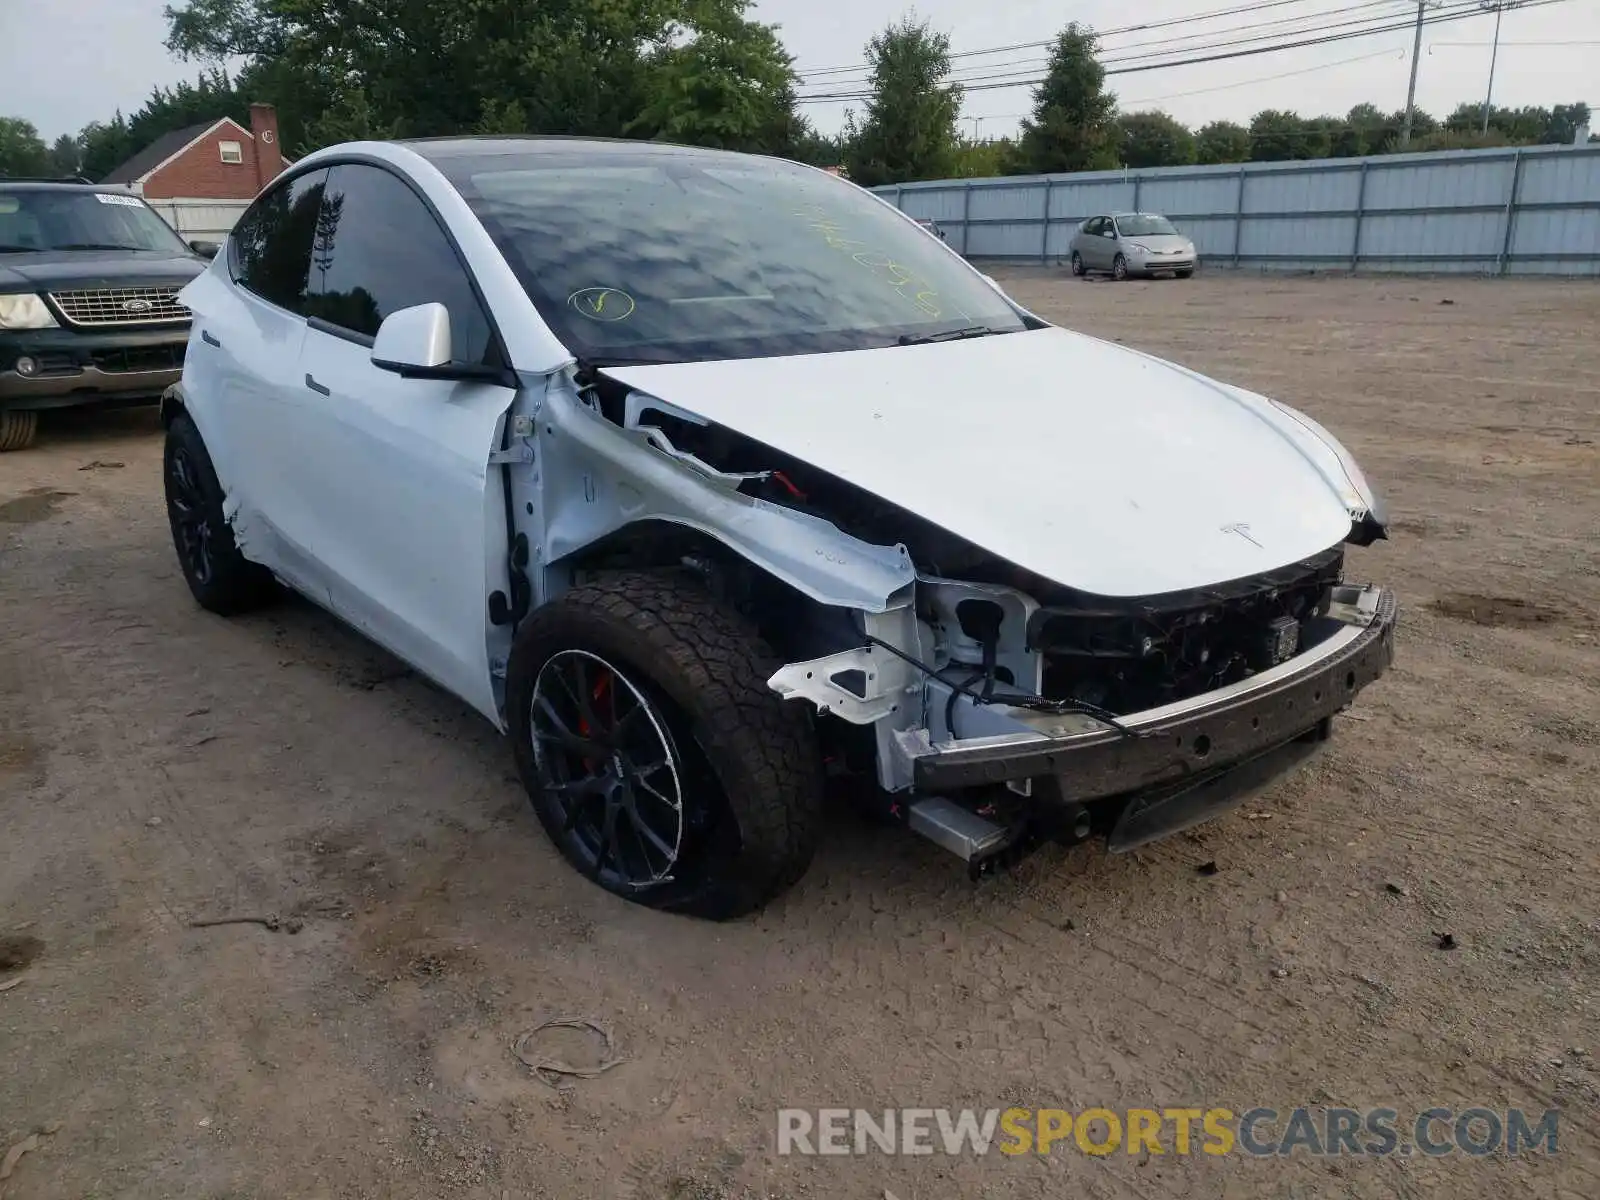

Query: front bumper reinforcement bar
[[912, 585, 1397, 799]]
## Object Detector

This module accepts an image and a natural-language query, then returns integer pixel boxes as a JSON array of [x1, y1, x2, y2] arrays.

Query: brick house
[[99, 104, 292, 240]]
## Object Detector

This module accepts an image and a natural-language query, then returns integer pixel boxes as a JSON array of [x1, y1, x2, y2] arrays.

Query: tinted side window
[[228, 168, 327, 313], [303, 164, 491, 364]]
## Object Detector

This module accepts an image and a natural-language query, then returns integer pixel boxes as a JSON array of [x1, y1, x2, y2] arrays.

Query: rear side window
[[301, 163, 492, 364], [228, 168, 327, 313]]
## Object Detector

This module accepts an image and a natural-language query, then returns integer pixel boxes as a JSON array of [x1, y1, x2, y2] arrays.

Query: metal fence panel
[[880, 144, 1600, 275], [145, 197, 250, 243]]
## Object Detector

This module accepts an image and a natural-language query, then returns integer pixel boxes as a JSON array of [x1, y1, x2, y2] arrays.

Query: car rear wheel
[[1112, 254, 1129, 281], [0, 410, 38, 452], [164, 414, 278, 614], [1070, 252, 1085, 277], [506, 570, 823, 920]]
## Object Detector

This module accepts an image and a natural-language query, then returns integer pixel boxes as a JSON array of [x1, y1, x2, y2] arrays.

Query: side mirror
[[189, 239, 220, 259], [372, 302, 452, 376]]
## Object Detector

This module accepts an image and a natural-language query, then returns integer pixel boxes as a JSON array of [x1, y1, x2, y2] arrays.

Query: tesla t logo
[[122, 298, 154, 313], [1220, 522, 1262, 547]]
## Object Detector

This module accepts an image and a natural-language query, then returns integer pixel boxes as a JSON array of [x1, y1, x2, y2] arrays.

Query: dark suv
[[0, 179, 215, 451]]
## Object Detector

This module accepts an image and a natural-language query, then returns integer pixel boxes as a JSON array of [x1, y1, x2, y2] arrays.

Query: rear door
[[1081, 216, 1108, 268], [179, 167, 328, 592], [285, 162, 513, 717]]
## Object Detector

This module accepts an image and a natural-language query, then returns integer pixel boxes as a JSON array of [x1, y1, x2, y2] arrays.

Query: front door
[[281, 162, 513, 718], [179, 167, 328, 593]]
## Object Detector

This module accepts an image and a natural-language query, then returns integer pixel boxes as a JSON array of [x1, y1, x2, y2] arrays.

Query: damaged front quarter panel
[[530, 379, 917, 613]]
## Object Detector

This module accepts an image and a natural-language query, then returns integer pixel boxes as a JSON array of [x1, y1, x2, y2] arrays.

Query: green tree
[[1332, 102, 1392, 156], [1116, 111, 1194, 168], [1194, 120, 1250, 165], [166, 0, 804, 157], [787, 127, 847, 168], [80, 67, 247, 180], [632, 1, 807, 154], [1546, 102, 1591, 145], [1415, 128, 1513, 152], [1444, 102, 1547, 142], [47, 134, 83, 177], [1249, 109, 1328, 161], [0, 118, 51, 177], [1014, 23, 1118, 174], [843, 16, 964, 187], [950, 136, 1013, 179]]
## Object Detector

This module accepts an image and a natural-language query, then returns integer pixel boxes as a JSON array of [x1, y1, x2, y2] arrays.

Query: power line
[[797, 0, 1413, 88], [799, 0, 1412, 91], [1115, 44, 1406, 106], [797, 0, 1476, 96], [793, 0, 1567, 104], [795, 0, 1398, 78]]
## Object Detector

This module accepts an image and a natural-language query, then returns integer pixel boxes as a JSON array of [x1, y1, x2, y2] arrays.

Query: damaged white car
[[163, 137, 1396, 919]]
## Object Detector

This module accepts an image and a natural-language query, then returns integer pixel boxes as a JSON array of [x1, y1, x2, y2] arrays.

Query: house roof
[[100, 120, 221, 184], [99, 116, 294, 185]]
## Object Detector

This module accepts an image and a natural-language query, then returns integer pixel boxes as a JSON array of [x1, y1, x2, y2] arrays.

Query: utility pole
[[1480, 2, 1525, 134], [1400, 1, 1432, 149]]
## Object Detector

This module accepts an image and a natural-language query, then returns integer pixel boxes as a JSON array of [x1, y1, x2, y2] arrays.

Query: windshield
[[441, 149, 1027, 365], [0, 189, 190, 254], [1116, 214, 1180, 238]]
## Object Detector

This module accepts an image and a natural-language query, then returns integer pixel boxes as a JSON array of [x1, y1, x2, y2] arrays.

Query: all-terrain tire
[[506, 570, 823, 920], [163, 413, 278, 614], [0, 410, 38, 452]]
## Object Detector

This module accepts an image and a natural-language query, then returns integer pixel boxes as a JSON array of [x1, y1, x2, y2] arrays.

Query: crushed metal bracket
[[767, 646, 904, 725]]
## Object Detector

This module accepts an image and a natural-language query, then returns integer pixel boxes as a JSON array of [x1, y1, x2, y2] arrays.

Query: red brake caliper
[[578, 669, 612, 770]]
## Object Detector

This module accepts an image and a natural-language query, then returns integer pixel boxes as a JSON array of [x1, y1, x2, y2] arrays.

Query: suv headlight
[[0, 293, 58, 330]]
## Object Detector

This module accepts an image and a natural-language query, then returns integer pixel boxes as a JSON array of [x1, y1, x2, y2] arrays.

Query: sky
[[0, 0, 1595, 146]]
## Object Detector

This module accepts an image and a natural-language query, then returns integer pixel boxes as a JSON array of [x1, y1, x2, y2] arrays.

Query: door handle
[[200, 329, 220, 347], [304, 373, 330, 396]]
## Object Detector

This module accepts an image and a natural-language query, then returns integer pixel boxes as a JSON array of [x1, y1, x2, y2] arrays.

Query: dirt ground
[[2, 272, 1597, 1200]]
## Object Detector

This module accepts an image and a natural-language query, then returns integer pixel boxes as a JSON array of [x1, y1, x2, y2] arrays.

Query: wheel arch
[[159, 382, 187, 428]]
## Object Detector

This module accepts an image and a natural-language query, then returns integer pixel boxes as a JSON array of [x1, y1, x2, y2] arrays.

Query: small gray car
[[1070, 212, 1197, 280]]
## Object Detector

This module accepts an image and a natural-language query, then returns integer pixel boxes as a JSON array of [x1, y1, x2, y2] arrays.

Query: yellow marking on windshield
[[568, 287, 636, 322], [793, 205, 943, 319]]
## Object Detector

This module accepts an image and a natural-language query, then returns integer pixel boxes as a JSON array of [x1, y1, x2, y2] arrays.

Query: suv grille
[[47, 287, 189, 327]]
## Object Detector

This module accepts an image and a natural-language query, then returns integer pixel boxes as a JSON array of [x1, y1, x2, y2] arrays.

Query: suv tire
[[0, 410, 38, 452], [507, 570, 823, 919]]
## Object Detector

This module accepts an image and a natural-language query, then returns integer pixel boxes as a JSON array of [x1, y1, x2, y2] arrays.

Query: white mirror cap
[[372, 302, 452, 370]]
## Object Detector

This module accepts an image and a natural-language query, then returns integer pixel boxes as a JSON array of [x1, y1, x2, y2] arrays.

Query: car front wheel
[[1112, 254, 1129, 281], [1070, 252, 1085, 277], [506, 570, 823, 920]]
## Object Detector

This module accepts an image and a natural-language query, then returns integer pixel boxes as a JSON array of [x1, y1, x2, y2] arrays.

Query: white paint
[[605, 327, 1364, 598], [178, 248, 513, 724]]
